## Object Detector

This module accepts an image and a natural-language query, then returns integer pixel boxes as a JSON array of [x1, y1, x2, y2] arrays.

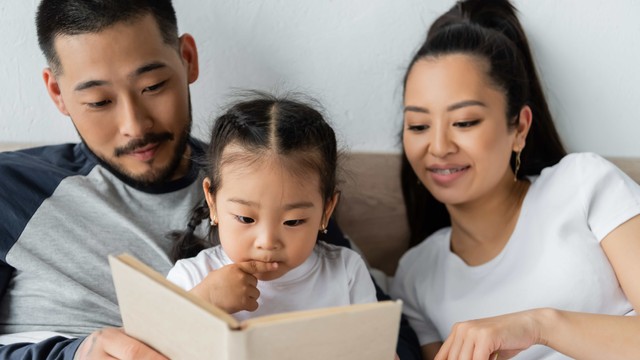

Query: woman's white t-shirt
[[391, 153, 640, 359]]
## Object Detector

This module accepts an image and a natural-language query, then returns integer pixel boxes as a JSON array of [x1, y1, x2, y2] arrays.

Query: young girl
[[166, 93, 378, 322], [391, 0, 640, 359]]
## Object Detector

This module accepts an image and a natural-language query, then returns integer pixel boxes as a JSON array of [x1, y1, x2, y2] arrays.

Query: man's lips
[[127, 143, 160, 161]]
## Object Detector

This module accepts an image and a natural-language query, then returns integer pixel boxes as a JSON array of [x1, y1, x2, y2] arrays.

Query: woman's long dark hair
[[168, 92, 338, 262], [402, 0, 567, 247]]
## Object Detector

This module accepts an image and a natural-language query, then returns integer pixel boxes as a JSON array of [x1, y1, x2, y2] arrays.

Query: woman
[[390, 0, 640, 359]]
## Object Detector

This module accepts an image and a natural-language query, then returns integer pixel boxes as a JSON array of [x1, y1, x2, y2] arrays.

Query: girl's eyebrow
[[227, 198, 315, 210], [403, 100, 487, 114]]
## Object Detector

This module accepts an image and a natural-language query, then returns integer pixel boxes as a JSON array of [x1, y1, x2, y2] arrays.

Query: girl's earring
[[210, 215, 218, 227], [514, 150, 522, 182], [320, 225, 328, 234]]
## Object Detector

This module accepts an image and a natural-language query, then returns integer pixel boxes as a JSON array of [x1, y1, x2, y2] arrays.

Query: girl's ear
[[202, 177, 216, 218], [321, 191, 341, 229], [514, 105, 533, 151]]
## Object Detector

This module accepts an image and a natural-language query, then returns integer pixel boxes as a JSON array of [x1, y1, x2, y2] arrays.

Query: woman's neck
[[447, 175, 530, 266]]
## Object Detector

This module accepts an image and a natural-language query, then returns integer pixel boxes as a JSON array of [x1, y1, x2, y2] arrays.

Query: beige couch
[[2, 143, 640, 277], [334, 153, 640, 276]]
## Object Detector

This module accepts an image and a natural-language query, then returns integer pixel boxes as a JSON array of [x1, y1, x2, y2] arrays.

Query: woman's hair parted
[[401, 0, 568, 247], [169, 92, 339, 262]]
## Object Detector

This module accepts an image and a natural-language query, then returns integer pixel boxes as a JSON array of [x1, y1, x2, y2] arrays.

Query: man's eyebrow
[[403, 100, 486, 114], [74, 80, 108, 92], [130, 62, 167, 78], [73, 62, 168, 92]]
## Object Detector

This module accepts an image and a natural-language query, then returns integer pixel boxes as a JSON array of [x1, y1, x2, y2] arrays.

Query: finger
[[246, 285, 260, 300], [236, 260, 278, 275], [100, 327, 168, 360], [243, 296, 260, 312]]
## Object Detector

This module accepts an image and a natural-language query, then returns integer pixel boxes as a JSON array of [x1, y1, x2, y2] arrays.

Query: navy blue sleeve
[[324, 218, 423, 360], [0, 337, 83, 360]]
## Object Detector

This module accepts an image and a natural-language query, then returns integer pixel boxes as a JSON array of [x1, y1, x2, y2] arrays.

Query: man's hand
[[189, 260, 278, 314], [74, 327, 167, 360]]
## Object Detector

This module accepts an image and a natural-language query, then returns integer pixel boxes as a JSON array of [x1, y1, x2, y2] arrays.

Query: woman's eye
[[454, 119, 481, 128], [406, 124, 429, 132], [234, 215, 255, 224], [283, 219, 306, 227]]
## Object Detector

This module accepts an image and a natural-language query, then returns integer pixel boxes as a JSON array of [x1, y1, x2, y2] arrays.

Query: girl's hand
[[189, 260, 278, 314], [435, 310, 542, 360]]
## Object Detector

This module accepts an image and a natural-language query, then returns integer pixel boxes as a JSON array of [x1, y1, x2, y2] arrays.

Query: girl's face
[[403, 54, 530, 207], [204, 150, 337, 281]]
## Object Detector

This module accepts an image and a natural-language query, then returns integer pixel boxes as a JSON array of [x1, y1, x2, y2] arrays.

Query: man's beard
[[76, 111, 192, 187]]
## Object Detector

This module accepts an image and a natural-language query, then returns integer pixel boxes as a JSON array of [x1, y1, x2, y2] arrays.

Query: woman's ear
[[514, 105, 533, 151], [202, 177, 216, 218], [321, 191, 341, 228]]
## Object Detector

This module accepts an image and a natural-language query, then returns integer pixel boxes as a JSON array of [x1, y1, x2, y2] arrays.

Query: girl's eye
[[406, 124, 429, 132], [87, 100, 111, 109], [142, 81, 167, 93], [234, 215, 255, 224], [454, 119, 481, 128], [283, 219, 306, 227]]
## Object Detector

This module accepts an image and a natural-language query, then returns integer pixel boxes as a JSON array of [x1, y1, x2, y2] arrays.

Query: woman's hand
[[435, 309, 543, 360], [189, 260, 277, 314]]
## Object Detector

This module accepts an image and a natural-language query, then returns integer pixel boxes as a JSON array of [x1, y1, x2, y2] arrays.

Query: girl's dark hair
[[36, 0, 179, 75], [169, 92, 338, 262], [401, 0, 567, 247]]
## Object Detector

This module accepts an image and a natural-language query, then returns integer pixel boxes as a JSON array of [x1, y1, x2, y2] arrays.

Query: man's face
[[43, 14, 199, 185]]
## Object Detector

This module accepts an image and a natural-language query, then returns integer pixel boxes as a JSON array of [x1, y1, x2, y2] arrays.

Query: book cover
[[109, 253, 402, 360]]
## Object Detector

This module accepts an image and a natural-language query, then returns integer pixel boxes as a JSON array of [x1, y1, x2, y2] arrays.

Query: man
[[0, 1, 420, 359]]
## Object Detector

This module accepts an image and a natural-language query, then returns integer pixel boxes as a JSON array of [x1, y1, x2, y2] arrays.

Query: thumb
[[236, 260, 279, 275]]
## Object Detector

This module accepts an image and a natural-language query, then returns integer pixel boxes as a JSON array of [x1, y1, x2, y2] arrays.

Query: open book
[[109, 253, 402, 360]]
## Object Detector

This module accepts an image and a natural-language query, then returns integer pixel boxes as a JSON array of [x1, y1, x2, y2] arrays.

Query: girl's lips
[[427, 165, 470, 186]]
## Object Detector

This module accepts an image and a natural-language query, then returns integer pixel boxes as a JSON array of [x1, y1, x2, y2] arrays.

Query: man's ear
[[43, 68, 70, 116], [178, 33, 199, 84], [322, 191, 341, 228]]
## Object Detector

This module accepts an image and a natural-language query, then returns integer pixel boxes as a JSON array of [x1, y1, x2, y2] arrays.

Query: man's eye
[[454, 119, 481, 128], [143, 81, 167, 93], [234, 215, 255, 224], [87, 100, 111, 108], [283, 219, 306, 227]]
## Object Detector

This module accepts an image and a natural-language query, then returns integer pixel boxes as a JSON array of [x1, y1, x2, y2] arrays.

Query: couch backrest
[[335, 152, 640, 275]]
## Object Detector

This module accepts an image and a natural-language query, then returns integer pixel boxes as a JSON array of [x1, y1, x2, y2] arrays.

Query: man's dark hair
[[36, 0, 179, 74]]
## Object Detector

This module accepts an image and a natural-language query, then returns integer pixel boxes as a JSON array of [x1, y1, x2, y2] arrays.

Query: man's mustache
[[114, 132, 174, 157]]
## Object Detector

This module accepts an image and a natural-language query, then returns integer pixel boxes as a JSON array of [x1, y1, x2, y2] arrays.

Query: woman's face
[[403, 54, 529, 207]]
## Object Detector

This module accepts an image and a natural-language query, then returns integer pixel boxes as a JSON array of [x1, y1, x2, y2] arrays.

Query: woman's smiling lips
[[427, 164, 471, 186]]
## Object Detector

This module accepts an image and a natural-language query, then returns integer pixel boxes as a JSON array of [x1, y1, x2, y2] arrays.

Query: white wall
[[1, 0, 639, 156]]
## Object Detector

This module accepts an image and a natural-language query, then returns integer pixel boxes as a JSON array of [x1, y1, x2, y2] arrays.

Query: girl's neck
[[447, 175, 530, 266]]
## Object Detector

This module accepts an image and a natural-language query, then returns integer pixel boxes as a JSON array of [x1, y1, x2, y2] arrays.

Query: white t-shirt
[[390, 153, 640, 359], [167, 241, 377, 321]]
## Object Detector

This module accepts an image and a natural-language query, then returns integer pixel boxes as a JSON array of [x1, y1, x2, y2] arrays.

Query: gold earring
[[320, 225, 328, 234], [210, 215, 218, 226], [514, 150, 522, 182]]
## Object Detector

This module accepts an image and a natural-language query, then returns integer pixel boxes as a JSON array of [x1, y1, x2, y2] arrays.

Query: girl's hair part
[[401, 0, 567, 247]]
